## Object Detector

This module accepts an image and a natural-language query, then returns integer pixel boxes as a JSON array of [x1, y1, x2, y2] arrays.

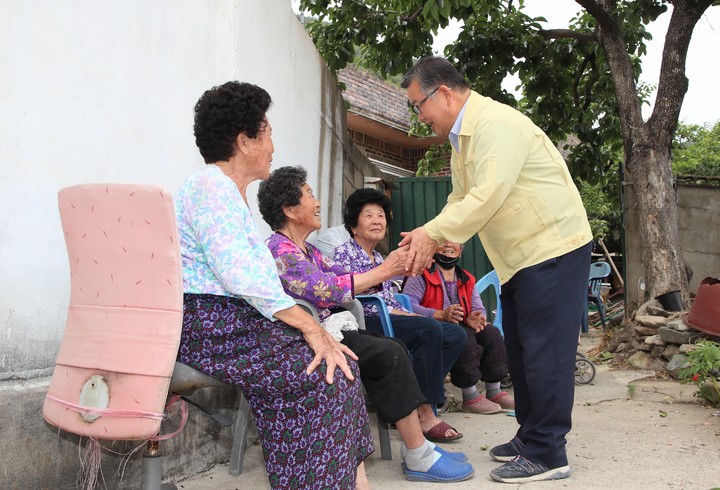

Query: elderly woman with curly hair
[[333, 188, 468, 442], [175, 81, 372, 489], [258, 165, 475, 483]]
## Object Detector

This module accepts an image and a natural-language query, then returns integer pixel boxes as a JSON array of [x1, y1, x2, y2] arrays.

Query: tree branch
[[648, 0, 715, 143], [575, 0, 617, 28], [539, 29, 597, 43], [406, 6, 423, 23]]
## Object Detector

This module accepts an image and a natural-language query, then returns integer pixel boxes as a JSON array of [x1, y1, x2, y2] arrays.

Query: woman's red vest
[[420, 265, 476, 323]]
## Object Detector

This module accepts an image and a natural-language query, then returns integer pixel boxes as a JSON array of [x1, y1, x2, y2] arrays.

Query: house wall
[[348, 129, 428, 173], [0, 1, 362, 487]]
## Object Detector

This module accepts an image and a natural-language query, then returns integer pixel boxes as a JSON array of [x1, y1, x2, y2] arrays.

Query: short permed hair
[[343, 188, 392, 236], [257, 165, 307, 231], [193, 81, 272, 163], [401, 56, 469, 93]]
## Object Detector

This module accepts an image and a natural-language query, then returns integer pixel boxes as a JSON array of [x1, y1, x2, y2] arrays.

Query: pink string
[[45, 394, 165, 420], [150, 395, 188, 441]]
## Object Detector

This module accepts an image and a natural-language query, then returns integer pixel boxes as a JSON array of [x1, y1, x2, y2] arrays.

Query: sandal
[[422, 420, 463, 442], [402, 454, 475, 482], [461, 395, 502, 414], [489, 391, 515, 410]]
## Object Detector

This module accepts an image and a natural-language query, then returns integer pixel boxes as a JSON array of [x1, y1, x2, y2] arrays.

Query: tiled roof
[[338, 65, 411, 131]]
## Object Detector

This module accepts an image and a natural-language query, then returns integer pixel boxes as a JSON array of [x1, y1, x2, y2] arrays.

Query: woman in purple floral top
[[334, 188, 468, 443], [258, 166, 475, 483]]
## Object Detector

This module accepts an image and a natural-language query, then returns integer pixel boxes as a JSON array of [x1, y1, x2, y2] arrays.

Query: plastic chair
[[394, 293, 413, 311], [581, 261, 612, 332], [356, 295, 396, 337], [295, 298, 391, 460], [44, 184, 251, 489], [474, 270, 503, 336], [356, 293, 440, 416]]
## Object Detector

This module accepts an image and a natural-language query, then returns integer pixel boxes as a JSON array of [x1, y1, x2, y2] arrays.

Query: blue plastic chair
[[356, 295, 396, 337], [474, 270, 503, 336], [357, 293, 440, 415], [394, 292, 413, 312], [581, 261, 612, 332]]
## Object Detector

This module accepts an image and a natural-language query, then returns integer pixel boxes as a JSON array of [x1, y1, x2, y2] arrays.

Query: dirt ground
[[180, 329, 720, 489]]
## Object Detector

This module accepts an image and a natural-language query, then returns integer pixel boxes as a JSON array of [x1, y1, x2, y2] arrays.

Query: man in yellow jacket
[[400, 56, 593, 484]]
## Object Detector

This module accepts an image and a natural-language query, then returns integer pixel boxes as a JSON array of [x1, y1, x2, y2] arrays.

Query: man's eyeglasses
[[407, 87, 439, 115]]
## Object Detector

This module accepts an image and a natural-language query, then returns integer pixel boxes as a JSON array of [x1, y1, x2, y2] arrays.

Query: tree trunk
[[625, 131, 688, 301], [582, 0, 714, 305]]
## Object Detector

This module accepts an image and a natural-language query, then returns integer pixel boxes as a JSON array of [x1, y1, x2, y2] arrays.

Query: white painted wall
[[0, 0, 343, 377]]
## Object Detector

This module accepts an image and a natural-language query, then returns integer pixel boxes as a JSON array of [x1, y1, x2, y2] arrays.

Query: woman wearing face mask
[[404, 242, 515, 415]]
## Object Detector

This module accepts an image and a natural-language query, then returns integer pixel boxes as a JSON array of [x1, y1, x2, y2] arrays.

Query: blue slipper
[[402, 453, 475, 483], [433, 445, 468, 463]]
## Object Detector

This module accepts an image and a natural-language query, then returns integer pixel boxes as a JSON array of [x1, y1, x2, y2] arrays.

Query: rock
[[651, 345, 665, 358], [631, 337, 652, 352], [644, 335, 666, 346], [615, 342, 629, 353], [666, 353, 690, 379], [606, 323, 634, 353], [628, 351, 653, 369], [679, 343, 699, 354], [646, 305, 670, 317], [657, 326, 699, 345], [635, 324, 659, 336], [662, 344, 680, 360], [635, 299, 662, 319], [636, 315, 670, 328], [668, 318, 691, 332], [628, 351, 666, 370]]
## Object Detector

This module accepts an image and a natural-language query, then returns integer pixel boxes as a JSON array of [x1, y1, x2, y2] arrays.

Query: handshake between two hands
[[384, 226, 443, 277]]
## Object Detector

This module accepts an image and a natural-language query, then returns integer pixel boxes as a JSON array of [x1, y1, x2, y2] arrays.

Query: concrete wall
[[624, 181, 720, 316], [677, 183, 720, 292], [0, 1, 368, 487]]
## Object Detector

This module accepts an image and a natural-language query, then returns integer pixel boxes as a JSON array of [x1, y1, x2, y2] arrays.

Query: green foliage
[[406, 110, 451, 176], [672, 121, 720, 177], [298, 0, 720, 257], [679, 340, 720, 407], [579, 178, 617, 240]]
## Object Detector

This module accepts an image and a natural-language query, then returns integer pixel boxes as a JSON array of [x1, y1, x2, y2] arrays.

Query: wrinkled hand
[[441, 304, 464, 324], [398, 227, 441, 276], [302, 326, 358, 384], [466, 311, 487, 332], [381, 245, 410, 277]]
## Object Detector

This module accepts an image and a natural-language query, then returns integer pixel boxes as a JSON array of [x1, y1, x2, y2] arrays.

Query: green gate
[[389, 177, 498, 316]]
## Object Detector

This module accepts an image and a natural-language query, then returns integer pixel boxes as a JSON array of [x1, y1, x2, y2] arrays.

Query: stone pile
[[615, 299, 703, 376]]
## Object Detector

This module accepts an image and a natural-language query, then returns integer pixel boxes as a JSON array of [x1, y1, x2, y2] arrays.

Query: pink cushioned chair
[[44, 184, 251, 489]]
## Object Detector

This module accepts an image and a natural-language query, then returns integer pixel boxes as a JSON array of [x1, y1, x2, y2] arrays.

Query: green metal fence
[[389, 177, 498, 317]]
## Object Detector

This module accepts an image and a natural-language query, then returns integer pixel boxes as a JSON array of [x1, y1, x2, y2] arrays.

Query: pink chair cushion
[[43, 184, 183, 440]]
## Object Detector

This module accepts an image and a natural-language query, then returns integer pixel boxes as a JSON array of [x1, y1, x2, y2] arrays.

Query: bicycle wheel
[[575, 356, 596, 385]]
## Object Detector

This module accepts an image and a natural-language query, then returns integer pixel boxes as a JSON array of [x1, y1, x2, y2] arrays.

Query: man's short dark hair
[[401, 56, 469, 93]]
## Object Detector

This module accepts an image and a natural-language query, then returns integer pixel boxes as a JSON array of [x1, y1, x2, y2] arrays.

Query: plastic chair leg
[[141, 441, 178, 490], [581, 302, 589, 333], [377, 417, 392, 460], [228, 390, 252, 476]]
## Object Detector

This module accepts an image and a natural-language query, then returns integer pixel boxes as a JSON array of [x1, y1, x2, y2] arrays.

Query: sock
[[402, 440, 441, 472], [485, 381, 502, 399], [462, 386, 479, 402]]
